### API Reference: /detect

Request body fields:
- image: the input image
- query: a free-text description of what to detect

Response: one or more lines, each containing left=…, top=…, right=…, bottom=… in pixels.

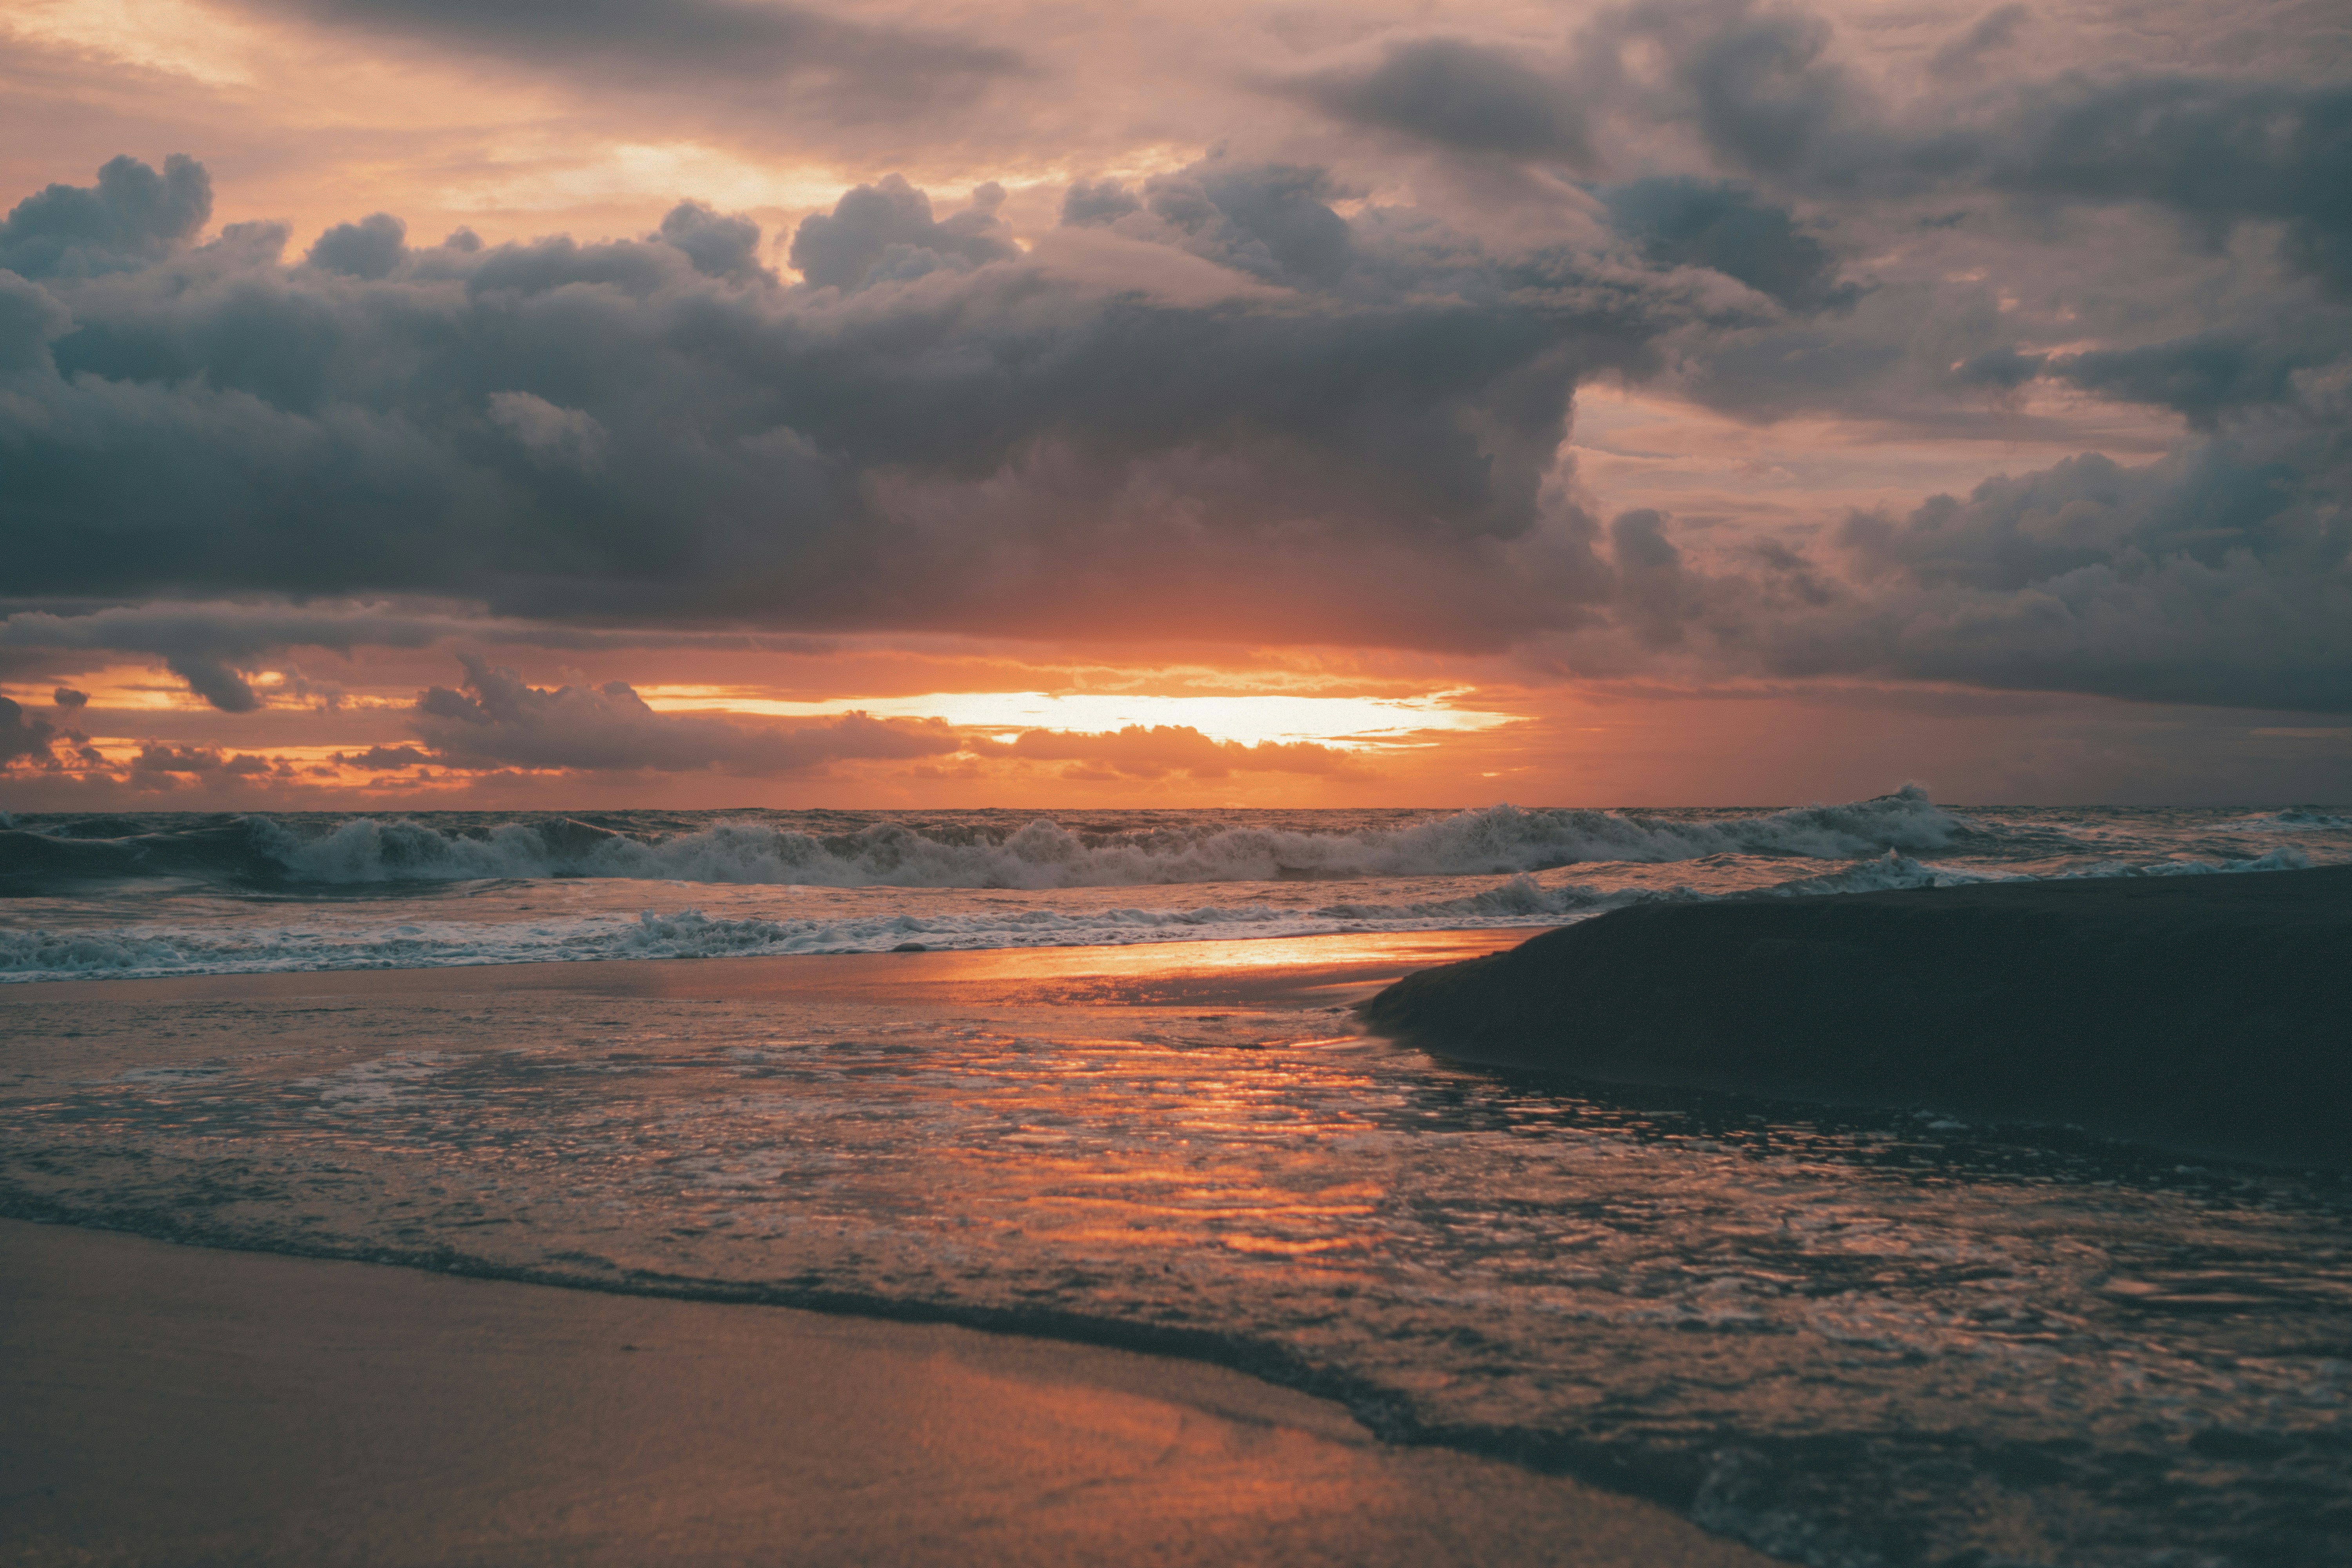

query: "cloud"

left=410, top=653, right=962, bottom=773
left=0, top=154, right=211, bottom=279
left=307, top=213, right=407, bottom=279
left=1601, top=178, right=1858, bottom=315
left=487, top=391, right=607, bottom=466
left=5, top=25, right=2351, bottom=727
left=1601, top=425, right=2352, bottom=712
left=978, top=724, right=1370, bottom=780
left=0, top=697, right=60, bottom=765
left=1067, top=158, right=1361, bottom=289
left=0, top=270, right=73, bottom=373
left=0, top=601, right=832, bottom=710
left=1292, top=38, right=1591, bottom=164
left=240, top=0, right=1024, bottom=121
left=1, top=154, right=1672, bottom=653
left=335, top=744, right=436, bottom=769
left=788, top=177, right=1015, bottom=290
left=165, top=652, right=261, bottom=713
left=1931, top=4, right=2031, bottom=74
left=53, top=688, right=89, bottom=708
left=658, top=201, right=771, bottom=285
left=129, top=743, right=230, bottom=781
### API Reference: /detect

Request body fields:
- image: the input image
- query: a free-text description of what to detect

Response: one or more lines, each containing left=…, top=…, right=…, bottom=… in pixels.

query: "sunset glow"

left=630, top=688, right=1523, bottom=747
left=1, top=0, right=2345, bottom=809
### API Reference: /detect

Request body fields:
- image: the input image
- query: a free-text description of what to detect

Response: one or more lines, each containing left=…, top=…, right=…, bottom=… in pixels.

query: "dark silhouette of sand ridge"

left=1361, top=866, right=2352, bottom=1169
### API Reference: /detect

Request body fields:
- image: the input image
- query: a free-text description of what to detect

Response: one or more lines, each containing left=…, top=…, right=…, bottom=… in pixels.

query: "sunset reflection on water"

left=5, top=932, right=2350, bottom=1566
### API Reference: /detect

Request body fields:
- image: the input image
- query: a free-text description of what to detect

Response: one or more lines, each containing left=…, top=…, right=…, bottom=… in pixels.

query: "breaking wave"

left=4, top=787, right=1969, bottom=893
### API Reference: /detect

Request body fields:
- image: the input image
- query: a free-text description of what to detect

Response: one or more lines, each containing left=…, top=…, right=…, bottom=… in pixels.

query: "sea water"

left=0, top=788, right=2336, bottom=981
left=3, top=791, right=2348, bottom=1566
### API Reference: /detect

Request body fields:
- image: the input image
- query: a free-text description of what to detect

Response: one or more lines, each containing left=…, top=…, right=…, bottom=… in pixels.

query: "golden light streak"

left=630, top=688, right=1523, bottom=745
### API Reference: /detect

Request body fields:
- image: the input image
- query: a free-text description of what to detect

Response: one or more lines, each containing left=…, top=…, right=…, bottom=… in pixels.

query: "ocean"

left=4, top=789, right=2349, bottom=1565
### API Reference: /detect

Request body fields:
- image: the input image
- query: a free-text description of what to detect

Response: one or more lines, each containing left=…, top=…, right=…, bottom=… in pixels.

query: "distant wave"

left=3, top=787, right=1970, bottom=894
left=2230, top=807, right=2352, bottom=831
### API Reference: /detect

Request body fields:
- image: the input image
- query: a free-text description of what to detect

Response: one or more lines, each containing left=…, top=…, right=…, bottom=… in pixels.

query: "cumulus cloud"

left=1591, top=426, right=2352, bottom=712
left=788, top=176, right=1014, bottom=290
left=410, top=653, right=962, bottom=774
left=0, top=697, right=60, bottom=765
left=7, top=0, right=2352, bottom=731
left=0, top=154, right=1666, bottom=652
left=0, top=154, right=211, bottom=279
left=307, top=212, right=407, bottom=279
left=658, top=201, right=771, bottom=285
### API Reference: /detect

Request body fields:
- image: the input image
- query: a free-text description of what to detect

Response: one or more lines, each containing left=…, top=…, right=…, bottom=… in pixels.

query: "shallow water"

left=2, top=793, right=2343, bottom=980
left=5, top=936, right=2346, bottom=1568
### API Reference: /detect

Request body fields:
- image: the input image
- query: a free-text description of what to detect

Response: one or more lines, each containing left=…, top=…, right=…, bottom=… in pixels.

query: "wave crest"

left=234, top=786, right=1969, bottom=890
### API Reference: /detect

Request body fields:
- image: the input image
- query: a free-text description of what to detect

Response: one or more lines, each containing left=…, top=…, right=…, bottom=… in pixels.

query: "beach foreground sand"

left=2, top=1218, right=1774, bottom=1568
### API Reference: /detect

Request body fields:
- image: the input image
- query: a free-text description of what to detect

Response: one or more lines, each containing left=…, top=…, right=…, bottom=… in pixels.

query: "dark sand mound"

left=1361, top=866, right=2352, bottom=1169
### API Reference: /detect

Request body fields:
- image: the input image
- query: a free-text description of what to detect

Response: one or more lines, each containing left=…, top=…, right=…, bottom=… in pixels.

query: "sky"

left=1, top=0, right=2348, bottom=810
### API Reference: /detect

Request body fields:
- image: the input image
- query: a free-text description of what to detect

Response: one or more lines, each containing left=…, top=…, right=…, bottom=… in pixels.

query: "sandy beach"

left=2, top=1217, right=1771, bottom=1567
left=9, top=917, right=2348, bottom=1564
left=4, top=933, right=1770, bottom=1566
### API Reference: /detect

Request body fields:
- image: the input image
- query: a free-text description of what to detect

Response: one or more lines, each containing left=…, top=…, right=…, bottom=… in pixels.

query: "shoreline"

left=0, top=924, right=1529, bottom=1006
left=2, top=1218, right=1771, bottom=1567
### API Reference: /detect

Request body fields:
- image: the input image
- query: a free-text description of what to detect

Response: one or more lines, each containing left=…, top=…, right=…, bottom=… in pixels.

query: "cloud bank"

left=411, top=654, right=962, bottom=774
left=3, top=0, right=2350, bottom=749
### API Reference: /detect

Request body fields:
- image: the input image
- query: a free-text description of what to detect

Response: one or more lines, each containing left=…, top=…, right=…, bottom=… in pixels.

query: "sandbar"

left=1363, top=866, right=2352, bottom=1169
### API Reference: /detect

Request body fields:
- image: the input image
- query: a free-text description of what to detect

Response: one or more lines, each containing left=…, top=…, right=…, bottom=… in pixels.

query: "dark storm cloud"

left=788, top=176, right=1015, bottom=290
left=307, top=213, right=407, bottom=280
left=7, top=125, right=2352, bottom=719
left=0, top=270, right=71, bottom=373
left=977, top=725, right=1368, bottom=780
left=0, top=154, right=211, bottom=279
left=0, top=697, right=60, bottom=765
left=411, top=654, right=962, bottom=774
left=1061, top=161, right=1366, bottom=289
left=1981, top=76, right=2352, bottom=296
left=1292, top=2, right=2349, bottom=297
left=1606, top=425, right=2352, bottom=711
left=1601, top=178, right=1858, bottom=314
left=1930, top=4, right=2031, bottom=75
left=0, top=154, right=1667, bottom=655
left=242, top=0, right=1023, bottom=123
left=1292, top=38, right=1592, bottom=163
left=52, top=688, right=89, bottom=709
left=660, top=202, right=773, bottom=285
left=2047, top=332, right=2336, bottom=431
left=1279, top=0, right=2352, bottom=493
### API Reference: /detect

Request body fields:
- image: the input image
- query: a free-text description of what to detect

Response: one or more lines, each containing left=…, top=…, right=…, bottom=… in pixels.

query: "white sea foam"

left=245, top=786, right=1969, bottom=889
left=0, top=840, right=2318, bottom=983
left=2229, top=808, right=2352, bottom=832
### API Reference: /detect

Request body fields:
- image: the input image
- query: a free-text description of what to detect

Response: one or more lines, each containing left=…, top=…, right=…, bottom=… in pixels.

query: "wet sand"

left=6, top=932, right=1767, bottom=1566
left=2, top=1218, right=1771, bottom=1567
left=0, top=925, right=1521, bottom=1015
